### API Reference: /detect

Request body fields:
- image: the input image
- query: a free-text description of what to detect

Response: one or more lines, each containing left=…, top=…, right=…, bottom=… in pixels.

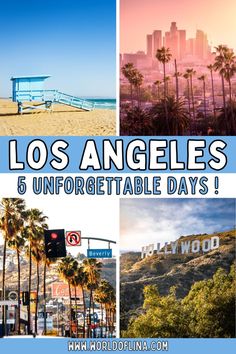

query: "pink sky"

left=120, top=0, right=236, bottom=53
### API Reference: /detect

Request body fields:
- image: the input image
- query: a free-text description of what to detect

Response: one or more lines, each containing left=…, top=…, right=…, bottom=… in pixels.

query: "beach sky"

left=0, top=0, right=116, bottom=98
left=121, top=0, right=236, bottom=53
left=120, top=199, right=235, bottom=252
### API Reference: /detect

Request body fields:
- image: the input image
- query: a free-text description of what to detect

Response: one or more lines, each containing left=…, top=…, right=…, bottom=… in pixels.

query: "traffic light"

left=44, top=229, right=67, bottom=259
left=22, top=291, right=30, bottom=306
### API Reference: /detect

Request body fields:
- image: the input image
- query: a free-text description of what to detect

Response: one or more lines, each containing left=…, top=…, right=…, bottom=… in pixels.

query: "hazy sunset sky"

left=120, top=0, right=236, bottom=53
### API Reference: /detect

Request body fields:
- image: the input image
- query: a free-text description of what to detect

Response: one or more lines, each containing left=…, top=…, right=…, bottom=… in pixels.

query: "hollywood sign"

left=141, top=236, right=220, bottom=259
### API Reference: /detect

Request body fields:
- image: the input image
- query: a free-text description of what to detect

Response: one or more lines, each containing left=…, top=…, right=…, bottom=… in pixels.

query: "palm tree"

left=214, top=45, right=228, bottom=124
left=83, top=258, right=102, bottom=337
left=150, top=96, right=190, bottom=135
left=42, top=255, right=54, bottom=335
left=198, top=75, right=207, bottom=120
left=24, top=208, right=48, bottom=334
left=224, top=49, right=236, bottom=102
left=215, top=101, right=236, bottom=135
left=0, top=198, right=26, bottom=336
left=164, top=76, right=171, bottom=96
left=76, top=265, right=88, bottom=337
left=8, top=231, right=26, bottom=334
left=154, top=80, right=162, bottom=100
left=70, top=265, right=88, bottom=338
left=121, top=63, right=136, bottom=108
left=31, top=233, right=44, bottom=335
left=131, top=69, right=144, bottom=108
left=207, top=64, right=216, bottom=119
left=173, top=59, right=181, bottom=100
left=186, top=68, right=196, bottom=132
left=221, top=49, right=236, bottom=132
left=94, top=279, right=116, bottom=335
left=58, top=256, right=78, bottom=337
left=121, top=106, right=152, bottom=135
left=156, top=47, right=172, bottom=134
left=183, top=72, right=191, bottom=117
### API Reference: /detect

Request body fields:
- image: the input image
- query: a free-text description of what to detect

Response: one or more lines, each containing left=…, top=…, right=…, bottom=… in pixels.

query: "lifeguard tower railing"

left=14, top=89, right=94, bottom=111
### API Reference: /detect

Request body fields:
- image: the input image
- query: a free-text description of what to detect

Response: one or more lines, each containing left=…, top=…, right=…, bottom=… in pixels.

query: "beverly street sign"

left=87, top=249, right=112, bottom=258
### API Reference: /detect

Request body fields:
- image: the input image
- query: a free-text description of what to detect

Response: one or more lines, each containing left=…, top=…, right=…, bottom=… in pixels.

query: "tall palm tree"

left=94, top=279, right=116, bottom=335
left=224, top=49, right=236, bottom=102
left=8, top=231, right=26, bottom=334
left=154, top=80, right=162, bottom=100
left=76, top=265, right=88, bottom=337
left=221, top=49, right=236, bottom=132
left=183, top=72, right=191, bottom=117
left=83, top=258, right=102, bottom=337
left=24, top=208, right=48, bottom=334
left=198, top=75, right=207, bottom=120
left=156, top=47, right=172, bottom=134
left=207, top=64, right=216, bottom=119
left=131, top=70, right=144, bottom=108
left=70, top=265, right=88, bottom=338
left=164, top=76, right=171, bottom=96
left=31, top=234, right=44, bottom=335
left=121, top=63, right=136, bottom=108
left=174, top=59, right=181, bottom=100
left=42, top=254, right=54, bottom=335
left=214, top=45, right=228, bottom=124
left=0, top=198, right=26, bottom=336
left=58, top=256, right=78, bottom=337
left=186, top=68, right=196, bottom=132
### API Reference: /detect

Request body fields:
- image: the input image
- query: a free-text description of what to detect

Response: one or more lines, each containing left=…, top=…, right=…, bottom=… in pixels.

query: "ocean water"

left=86, top=98, right=116, bottom=110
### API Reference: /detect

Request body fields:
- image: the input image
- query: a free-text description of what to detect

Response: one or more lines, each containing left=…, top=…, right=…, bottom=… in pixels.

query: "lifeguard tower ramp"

left=11, top=75, right=94, bottom=113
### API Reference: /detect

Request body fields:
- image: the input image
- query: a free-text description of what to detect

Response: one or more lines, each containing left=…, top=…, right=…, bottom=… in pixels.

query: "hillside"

left=120, top=229, right=235, bottom=330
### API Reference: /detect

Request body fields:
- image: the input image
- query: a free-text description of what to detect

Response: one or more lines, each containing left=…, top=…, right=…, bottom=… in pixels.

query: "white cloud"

left=120, top=199, right=234, bottom=251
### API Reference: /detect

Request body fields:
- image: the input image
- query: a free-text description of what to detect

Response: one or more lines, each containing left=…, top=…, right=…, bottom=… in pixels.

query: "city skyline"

left=121, top=0, right=236, bottom=54
left=146, top=22, right=210, bottom=60
left=122, top=22, right=210, bottom=58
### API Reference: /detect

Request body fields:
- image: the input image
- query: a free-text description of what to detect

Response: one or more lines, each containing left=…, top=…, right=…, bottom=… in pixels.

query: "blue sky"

left=120, top=199, right=235, bottom=251
left=0, top=0, right=116, bottom=98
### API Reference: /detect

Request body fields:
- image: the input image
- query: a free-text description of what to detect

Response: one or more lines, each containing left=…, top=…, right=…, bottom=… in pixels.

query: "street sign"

left=65, top=231, right=81, bottom=247
left=87, top=249, right=112, bottom=258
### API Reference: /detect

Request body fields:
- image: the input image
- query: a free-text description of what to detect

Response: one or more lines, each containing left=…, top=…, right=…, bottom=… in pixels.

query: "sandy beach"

left=0, top=99, right=116, bottom=136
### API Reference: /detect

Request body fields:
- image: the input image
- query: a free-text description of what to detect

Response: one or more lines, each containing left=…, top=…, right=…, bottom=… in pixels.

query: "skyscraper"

left=153, top=30, right=162, bottom=58
left=146, top=34, right=153, bottom=57
left=164, top=31, right=171, bottom=48
left=170, top=22, right=179, bottom=58
left=179, top=30, right=186, bottom=60
left=195, top=30, right=209, bottom=60
left=186, top=38, right=195, bottom=56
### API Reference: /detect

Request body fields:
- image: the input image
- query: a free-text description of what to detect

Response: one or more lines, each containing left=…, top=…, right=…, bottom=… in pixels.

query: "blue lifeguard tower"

left=11, top=75, right=94, bottom=113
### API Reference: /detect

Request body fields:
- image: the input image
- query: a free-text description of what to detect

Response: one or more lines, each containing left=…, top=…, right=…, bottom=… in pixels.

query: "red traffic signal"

left=44, top=229, right=66, bottom=259
left=51, top=232, right=58, bottom=240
